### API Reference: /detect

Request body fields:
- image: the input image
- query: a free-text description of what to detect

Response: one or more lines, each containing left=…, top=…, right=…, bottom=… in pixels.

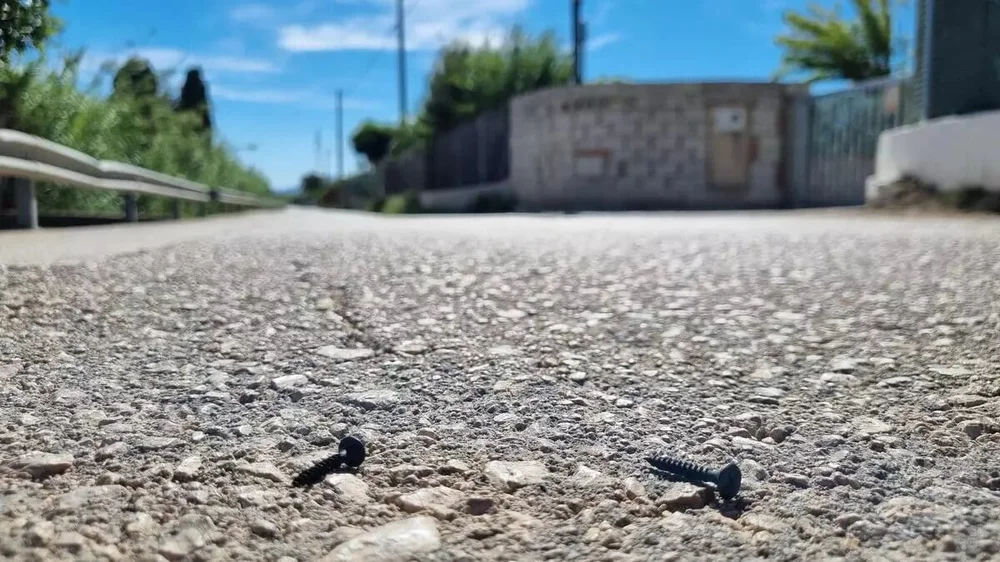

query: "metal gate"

left=796, top=76, right=916, bottom=207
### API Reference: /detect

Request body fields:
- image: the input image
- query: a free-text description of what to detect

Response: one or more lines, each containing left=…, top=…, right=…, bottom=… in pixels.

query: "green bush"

left=380, top=192, right=422, bottom=214
left=467, top=191, right=518, bottom=213
left=1, top=57, right=270, bottom=217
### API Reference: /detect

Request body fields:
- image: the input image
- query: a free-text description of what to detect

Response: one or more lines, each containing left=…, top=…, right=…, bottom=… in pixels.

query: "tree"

left=177, top=67, right=213, bottom=135
left=774, top=0, right=899, bottom=83
left=110, top=57, right=162, bottom=151
left=346, top=27, right=574, bottom=165
left=351, top=121, right=395, bottom=165
left=388, top=119, right=431, bottom=156
left=420, top=26, right=573, bottom=132
left=112, top=57, right=159, bottom=99
left=300, top=173, right=326, bottom=194
left=0, top=0, right=60, bottom=64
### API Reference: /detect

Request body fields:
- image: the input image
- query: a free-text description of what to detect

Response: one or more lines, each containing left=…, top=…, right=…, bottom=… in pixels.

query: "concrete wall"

left=509, top=82, right=808, bottom=211
left=867, top=109, right=1000, bottom=199
left=418, top=182, right=512, bottom=212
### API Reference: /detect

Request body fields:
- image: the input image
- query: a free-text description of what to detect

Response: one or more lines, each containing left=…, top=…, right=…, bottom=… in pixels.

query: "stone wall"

left=509, top=82, right=808, bottom=211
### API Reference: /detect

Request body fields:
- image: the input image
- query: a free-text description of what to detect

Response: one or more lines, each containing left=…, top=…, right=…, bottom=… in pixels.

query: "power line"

left=341, top=47, right=389, bottom=100
left=341, top=0, right=421, bottom=99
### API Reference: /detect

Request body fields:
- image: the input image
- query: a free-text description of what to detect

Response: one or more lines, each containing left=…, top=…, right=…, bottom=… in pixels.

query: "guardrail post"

left=123, top=193, right=139, bottom=222
left=13, top=178, right=38, bottom=229
left=171, top=199, right=182, bottom=220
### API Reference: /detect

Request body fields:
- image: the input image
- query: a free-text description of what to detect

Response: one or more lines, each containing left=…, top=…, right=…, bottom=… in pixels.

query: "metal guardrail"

left=0, top=129, right=282, bottom=228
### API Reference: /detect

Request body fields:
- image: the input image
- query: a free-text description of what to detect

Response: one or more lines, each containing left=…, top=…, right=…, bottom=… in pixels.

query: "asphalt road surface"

left=1, top=208, right=999, bottom=561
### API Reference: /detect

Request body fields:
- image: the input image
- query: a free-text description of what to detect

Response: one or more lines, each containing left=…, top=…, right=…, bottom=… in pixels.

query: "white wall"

left=869, top=110, right=1000, bottom=198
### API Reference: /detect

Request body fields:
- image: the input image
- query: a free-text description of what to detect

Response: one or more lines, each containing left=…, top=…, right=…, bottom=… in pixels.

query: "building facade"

left=508, top=82, right=809, bottom=211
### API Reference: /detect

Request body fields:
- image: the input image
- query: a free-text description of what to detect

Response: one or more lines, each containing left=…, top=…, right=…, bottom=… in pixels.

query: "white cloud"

left=277, top=0, right=531, bottom=52
left=587, top=32, right=621, bottom=51
left=280, top=20, right=397, bottom=51
left=561, top=31, right=621, bottom=54
left=81, top=47, right=280, bottom=75
left=211, top=85, right=378, bottom=109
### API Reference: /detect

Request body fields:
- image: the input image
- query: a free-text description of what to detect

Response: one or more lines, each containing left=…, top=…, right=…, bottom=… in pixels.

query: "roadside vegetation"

left=0, top=0, right=271, bottom=219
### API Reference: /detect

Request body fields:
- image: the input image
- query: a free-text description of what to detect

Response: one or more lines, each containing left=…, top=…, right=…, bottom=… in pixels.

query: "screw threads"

left=291, top=435, right=367, bottom=489
left=291, top=453, right=343, bottom=488
left=647, top=454, right=714, bottom=481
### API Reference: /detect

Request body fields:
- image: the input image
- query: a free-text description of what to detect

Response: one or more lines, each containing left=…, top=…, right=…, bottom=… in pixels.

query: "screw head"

left=338, top=435, right=366, bottom=467
left=715, top=462, right=742, bottom=500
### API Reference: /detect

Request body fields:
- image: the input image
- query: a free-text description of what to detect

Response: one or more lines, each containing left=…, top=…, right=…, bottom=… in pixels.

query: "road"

left=2, top=208, right=999, bottom=561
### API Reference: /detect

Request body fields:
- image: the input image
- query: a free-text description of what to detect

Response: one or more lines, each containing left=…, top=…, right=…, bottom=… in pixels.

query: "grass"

left=0, top=56, right=271, bottom=218
left=380, top=192, right=423, bottom=214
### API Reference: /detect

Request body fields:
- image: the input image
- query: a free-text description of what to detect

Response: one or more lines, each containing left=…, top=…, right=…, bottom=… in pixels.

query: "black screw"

left=291, top=435, right=366, bottom=488
left=647, top=453, right=742, bottom=500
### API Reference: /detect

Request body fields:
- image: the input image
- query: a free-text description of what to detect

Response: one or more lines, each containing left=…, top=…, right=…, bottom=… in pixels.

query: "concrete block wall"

left=509, top=82, right=807, bottom=211
left=868, top=109, right=1000, bottom=198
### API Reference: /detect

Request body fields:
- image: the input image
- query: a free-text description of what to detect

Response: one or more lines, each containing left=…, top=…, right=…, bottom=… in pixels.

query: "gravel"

left=2, top=208, right=1000, bottom=560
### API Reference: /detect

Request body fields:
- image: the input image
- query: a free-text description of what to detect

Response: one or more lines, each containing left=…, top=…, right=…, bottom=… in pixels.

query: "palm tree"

left=774, top=0, right=896, bottom=83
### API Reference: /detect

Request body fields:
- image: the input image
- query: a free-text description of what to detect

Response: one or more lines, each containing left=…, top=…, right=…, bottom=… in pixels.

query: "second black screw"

left=647, top=453, right=742, bottom=500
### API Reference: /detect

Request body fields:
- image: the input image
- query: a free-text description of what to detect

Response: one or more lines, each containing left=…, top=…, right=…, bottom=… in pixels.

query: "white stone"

left=929, top=366, right=973, bottom=377
left=11, top=452, right=73, bottom=478
left=393, top=486, right=465, bottom=516
left=854, top=418, right=893, bottom=436
left=320, top=517, right=441, bottom=562
left=159, top=528, right=208, bottom=561
left=315, top=346, right=375, bottom=361
left=656, top=482, right=707, bottom=511
left=571, top=465, right=610, bottom=487
left=173, top=456, right=202, bottom=482
left=347, top=390, right=400, bottom=410
left=484, top=460, right=549, bottom=492
left=239, top=462, right=286, bottom=483
left=271, top=374, right=309, bottom=390
left=58, top=485, right=128, bottom=510
left=325, top=473, right=370, bottom=503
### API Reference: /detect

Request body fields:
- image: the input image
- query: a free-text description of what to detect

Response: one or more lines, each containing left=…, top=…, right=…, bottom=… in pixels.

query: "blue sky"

left=48, top=0, right=915, bottom=192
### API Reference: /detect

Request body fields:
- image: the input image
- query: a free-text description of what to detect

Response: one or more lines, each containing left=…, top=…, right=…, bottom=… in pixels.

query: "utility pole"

left=396, top=0, right=408, bottom=124
left=314, top=129, right=322, bottom=173
left=336, top=89, right=344, bottom=178
left=571, top=0, right=585, bottom=85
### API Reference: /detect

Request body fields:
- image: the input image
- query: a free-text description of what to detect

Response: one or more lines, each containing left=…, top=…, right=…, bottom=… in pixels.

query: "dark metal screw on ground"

left=647, top=453, right=742, bottom=500
left=291, top=435, right=367, bottom=488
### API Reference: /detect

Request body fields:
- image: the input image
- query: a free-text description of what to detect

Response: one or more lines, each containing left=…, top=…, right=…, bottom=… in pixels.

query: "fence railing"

left=791, top=75, right=916, bottom=207
left=0, top=128, right=283, bottom=229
